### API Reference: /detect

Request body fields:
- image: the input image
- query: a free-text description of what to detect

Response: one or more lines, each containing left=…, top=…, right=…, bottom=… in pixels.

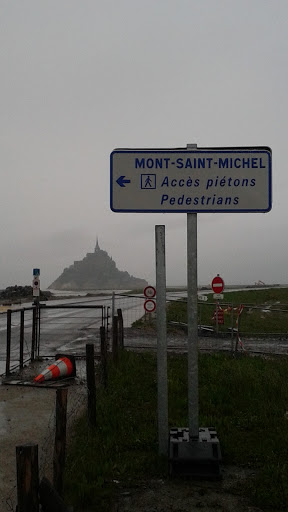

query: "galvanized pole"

left=231, top=303, right=234, bottom=353
left=155, top=225, right=168, bottom=455
left=6, top=309, right=12, bottom=377
left=187, top=212, right=199, bottom=439
left=186, top=143, right=199, bottom=440
left=20, top=309, right=24, bottom=369
left=111, top=292, right=115, bottom=346
left=37, top=305, right=41, bottom=357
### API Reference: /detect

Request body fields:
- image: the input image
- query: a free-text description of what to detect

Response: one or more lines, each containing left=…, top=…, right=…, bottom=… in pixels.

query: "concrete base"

left=169, top=427, right=222, bottom=478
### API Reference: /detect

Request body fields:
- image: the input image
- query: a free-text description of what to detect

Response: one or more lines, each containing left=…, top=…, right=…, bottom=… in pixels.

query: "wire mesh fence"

left=0, top=304, right=110, bottom=383
left=166, top=299, right=288, bottom=355
left=37, top=304, right=107, bottom=358
left=113, top=294, right=147, bottom=327
left=2, top=294, right=288, bottom=379
left=113, top=295, right=288, bottom=355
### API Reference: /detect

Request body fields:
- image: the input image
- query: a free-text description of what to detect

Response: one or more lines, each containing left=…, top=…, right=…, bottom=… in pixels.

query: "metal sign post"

left=155, top=225, right=168, bottom=455
left=110, top=143, right=272, bottom=476
left=32, top=269, right=40, bottom=302
left=32, top=268, right=41, bottom=357
left=186, top=140, right=199, bottom=440
left=187, top=212, right=199, bottom=439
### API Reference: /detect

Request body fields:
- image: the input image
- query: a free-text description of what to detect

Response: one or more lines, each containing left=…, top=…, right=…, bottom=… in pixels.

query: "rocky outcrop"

left=0, top=285, right=52, bottom=304
left=48, top=240, right=148, bottom=291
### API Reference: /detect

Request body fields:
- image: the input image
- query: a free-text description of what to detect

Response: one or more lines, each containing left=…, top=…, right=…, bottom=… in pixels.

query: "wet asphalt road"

left=1, top=290, right=288, bottom=377
left=0, top=294, right=146, bottom=375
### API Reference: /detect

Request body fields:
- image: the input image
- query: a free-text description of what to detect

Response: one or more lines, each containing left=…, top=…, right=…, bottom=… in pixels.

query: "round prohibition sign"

left=144, top=299, right=156, bottom=313
left=211, top=275, right=224, bottom=294
left=144, top=285, right=156, bottom=298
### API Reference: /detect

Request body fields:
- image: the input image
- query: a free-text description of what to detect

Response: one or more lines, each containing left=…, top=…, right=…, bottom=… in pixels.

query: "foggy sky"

left=1, top=1, right=287, bottom=289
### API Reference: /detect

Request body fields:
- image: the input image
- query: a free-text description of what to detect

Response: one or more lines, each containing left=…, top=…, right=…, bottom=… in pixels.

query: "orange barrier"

left=34, top=355, right=76, bottom=383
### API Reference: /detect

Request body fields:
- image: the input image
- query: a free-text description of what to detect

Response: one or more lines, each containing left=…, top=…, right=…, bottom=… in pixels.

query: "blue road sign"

left=110, top=147, right=272, bottom=213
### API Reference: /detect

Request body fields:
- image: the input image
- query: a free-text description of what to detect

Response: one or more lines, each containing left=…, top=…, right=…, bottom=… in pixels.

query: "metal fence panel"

left=2, top=294, right=288, bottom=376
left=0, top=308, right=33, bottom=376
left=37, top=304, right=107, bottom=358
left=113, top=294, right=148, bottom=327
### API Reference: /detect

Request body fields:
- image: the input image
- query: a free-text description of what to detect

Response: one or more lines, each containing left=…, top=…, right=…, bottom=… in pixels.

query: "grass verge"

left=167, top=287, right=288, bottom=336
left=64, top=351, right=288, bottom=511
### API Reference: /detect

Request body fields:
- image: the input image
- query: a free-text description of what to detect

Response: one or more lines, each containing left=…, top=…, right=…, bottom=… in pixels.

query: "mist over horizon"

left=0, top=230, right=285, bottom=293
left=1, top=2, right=287, bottom=291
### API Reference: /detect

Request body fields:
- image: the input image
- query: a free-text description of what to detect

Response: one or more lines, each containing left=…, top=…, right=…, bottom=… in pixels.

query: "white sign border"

left=110, top=147, right=272, bottom=214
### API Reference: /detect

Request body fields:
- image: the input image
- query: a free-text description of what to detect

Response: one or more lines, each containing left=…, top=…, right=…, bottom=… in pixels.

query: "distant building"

left=48, top=239, right=148, bottom=291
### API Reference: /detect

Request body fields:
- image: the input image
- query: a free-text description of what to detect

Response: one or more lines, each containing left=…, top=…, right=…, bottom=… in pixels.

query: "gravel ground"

left=124, top=327, right=288, bottom=356
left=0, top=359, right=86, bottom=512
left=114, top=470, right=263, bottom=512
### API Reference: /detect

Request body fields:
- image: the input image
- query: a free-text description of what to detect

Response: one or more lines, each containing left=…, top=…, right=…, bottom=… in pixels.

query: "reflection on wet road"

left=0, top=295, right=147, bottom=374
left=1, top=290, right=287, bottom=376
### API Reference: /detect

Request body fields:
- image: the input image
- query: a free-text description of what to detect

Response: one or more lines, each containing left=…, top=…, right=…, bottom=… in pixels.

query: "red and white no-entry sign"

left=211, top=275, right=224, bottom=294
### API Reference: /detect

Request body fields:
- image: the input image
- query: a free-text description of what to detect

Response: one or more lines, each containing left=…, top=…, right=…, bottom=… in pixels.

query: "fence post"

left=111, top=292, right=115, bottom=320
left=86, top=344, right=96, bottom=427
left=117, top=308, right=124, bottom=349
left=215, top=300, right=219, bottom=335
left=100, top=326, right=107, bottom=387
left=6, top=309, right=12, bottom=377
left=231, top=303, right=234, bottom=353
left=16, top=443, right=39, bottom=512
left=20, top=309, right=24, bottom=369
left=31, top=307, right=37, bottom=361
left=53, top=388, right=68, bottom=496
left=37, top=305, right=41, bottom=358
left=33, top=303, right=40, bottom=358
left=112, top=316, right=118, bottom=363
left=106, top=306, right=110, bottom=342
left=234, top=305, right=241, bottom=355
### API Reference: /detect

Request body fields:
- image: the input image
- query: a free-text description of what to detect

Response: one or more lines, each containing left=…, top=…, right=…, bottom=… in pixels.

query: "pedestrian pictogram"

left=141, top=174, right=156, bottom=189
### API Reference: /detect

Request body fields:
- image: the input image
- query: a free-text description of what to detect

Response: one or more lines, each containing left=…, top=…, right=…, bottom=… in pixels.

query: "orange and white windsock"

left=34, top=356, right=74, bottom=383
